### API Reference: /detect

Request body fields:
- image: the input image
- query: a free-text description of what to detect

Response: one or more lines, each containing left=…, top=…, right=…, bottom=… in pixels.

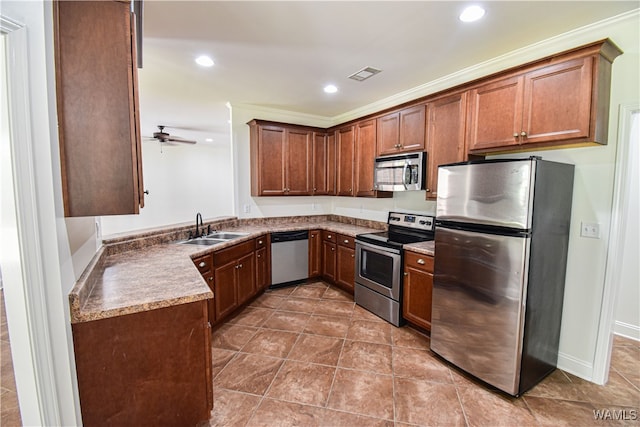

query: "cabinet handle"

left=513, top=133, right=519, bottom=138
left=327, top=235, right=332, bottom=239
left=404, top=272, right=408, bottom=276
left=311, top=235, right=315, bottom=238
left=208, top=277, right=213, bottom=281
left=143, top=190, right=149, bottom=195
left=331, top=247, right=335, bottom=251
left=344, top=239, right=349, bottom=244
left=426, top=189, right=431, bottom=193
left=351, top=254, right=355, bottom=258
left=257, top=254, right=261, bottom=258
left=239, top=263, right=243, bottom=268
left=199, top=262, right=206, bottom=268
left=258, top=240, right=263, bottom=244
left=520, top=131, right=527, bottom=137
left=417, top=259, right=426, bottom=265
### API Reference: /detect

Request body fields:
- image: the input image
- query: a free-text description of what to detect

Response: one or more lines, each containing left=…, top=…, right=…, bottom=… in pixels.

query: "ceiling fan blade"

left=166, top=136, right=197, bottom=144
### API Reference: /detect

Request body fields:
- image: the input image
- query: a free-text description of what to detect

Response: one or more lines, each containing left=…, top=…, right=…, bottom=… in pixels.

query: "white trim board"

left=614, top=322, right=640, bottom=342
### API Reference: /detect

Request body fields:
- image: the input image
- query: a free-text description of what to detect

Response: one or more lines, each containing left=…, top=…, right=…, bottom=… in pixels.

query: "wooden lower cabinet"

left=321, top=233, right=337, bottom=282
left=193, top=254, right=216, bottom=324
left=335, top=234, right=356, bottom=293
left=309, top=230, right=322, bottom=278
left=256, top=247, right=268, bottom=290
left=402, top=251, right=434, bottom=331
left=212, top=239, right=258, bottom=323
left=72, top=300, right=213, bottom=426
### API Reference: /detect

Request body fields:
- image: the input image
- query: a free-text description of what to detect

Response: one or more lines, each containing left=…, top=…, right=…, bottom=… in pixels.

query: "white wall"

left=232, top=11, right=640, bottom=381
left=614, top=110, right=640, bottom=340
left=100, top=141, right=234, bottom=236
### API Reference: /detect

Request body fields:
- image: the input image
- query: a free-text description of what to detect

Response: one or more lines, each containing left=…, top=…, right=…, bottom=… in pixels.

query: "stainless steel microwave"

left=373, top=152, right=426, bottom=191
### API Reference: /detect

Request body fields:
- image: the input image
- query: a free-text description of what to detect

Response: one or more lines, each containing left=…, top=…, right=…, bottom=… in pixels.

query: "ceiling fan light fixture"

left=348, top=66, right=382, bottom=82
left=459, top=5, right=486, bottom=22
left=195, top=55, right=214, bottom=67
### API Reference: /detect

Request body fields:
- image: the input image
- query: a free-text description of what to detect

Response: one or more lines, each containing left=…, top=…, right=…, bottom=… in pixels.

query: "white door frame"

left=593, top=102, right=640, bottom=384
left=1, top=15, right=63, bottom=426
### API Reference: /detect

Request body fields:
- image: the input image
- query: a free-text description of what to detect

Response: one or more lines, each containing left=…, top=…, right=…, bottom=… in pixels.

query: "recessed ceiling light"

left=205, top=138, right=213, bottom=142
left=348, top=66, right=382, bottom=82
left=324, top=84, right=338, bottom=94
left=195, top=55, right=214, bottom=67
left=459, top=5, right=485, bottom=22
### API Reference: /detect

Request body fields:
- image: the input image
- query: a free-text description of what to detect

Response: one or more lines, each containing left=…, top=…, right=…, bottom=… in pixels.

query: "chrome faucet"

left=195, top=212, right=204, bottom=238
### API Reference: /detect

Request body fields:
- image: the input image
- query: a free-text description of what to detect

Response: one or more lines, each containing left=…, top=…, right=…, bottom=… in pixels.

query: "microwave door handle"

left=402, top=161, right=409, bottom=189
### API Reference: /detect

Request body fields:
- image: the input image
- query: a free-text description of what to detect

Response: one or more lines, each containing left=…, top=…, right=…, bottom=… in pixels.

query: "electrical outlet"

left=311, top=203, right=317, bottom=211
left=581, top=222, right=600, bottom=239
left=243, top=204, right=251, bottom=214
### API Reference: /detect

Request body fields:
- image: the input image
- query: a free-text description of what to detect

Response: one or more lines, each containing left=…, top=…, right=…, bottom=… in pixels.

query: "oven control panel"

left=388, top=212, right=434, bottom=231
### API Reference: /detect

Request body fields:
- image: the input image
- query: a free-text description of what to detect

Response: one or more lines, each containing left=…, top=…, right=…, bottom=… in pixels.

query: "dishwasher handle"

left=270, top=230, right=309, bottom=243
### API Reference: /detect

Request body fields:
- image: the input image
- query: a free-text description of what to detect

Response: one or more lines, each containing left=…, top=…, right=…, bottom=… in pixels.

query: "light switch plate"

left=581, top=222, right=600, bottom=238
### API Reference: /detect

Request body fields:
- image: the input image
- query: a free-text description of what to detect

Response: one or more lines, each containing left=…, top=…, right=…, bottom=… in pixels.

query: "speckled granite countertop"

left=69, top=215, right=384, bottom=323
left=404, top=240, right=435, bottom=256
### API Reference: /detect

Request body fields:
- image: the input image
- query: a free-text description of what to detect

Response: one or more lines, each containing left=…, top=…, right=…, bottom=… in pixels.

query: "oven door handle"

left=355, top=240, right=402, bottom=256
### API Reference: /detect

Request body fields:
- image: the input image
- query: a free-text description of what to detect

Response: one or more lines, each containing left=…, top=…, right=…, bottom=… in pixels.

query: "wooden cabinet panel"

left=467, top=75, right=524, bottom=151
left=425, top=92, right=468, bottom=199
left=286, top=129, right=312, bottom=195
left=309, top=230, right=322, bottom=278
left=252, top=125, right=286, bottom=196
left=214, top=260, right=238, bottom=321
left=327, top=132, right=337, bottom=195
left=322, top=240, right=337, bottom=282
left=72, top=301, right=212, bottom=425
left=336, top=125, right=355, bottom=196
left=193, top=254, right=216, bottom=324
left=256, top=247, right=268, bottom=290
left=376, top=105, right=426, bottom=156
left=522, top=56, right=593, bottom=144
left=54, top=0, right=144, bottom=216
left=336, top=245, right=355, bottom=293
left=312, top=132, right=329, bottom=195
left=402, top=252, right=434, bottom=331
left=355, top=120, right=377, bottom=197
left=236, top=252, right=257, bottom=303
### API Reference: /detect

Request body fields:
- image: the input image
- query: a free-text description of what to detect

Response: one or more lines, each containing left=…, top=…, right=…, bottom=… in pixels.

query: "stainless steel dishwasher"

left=270, top=230, right=309, bottom=288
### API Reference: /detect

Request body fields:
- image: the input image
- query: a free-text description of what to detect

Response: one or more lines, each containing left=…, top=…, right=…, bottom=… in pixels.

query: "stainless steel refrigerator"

left=430, top=157, right=574, bottom=396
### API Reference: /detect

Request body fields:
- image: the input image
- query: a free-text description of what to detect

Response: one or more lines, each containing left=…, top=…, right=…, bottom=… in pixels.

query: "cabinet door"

left=214, top=260, right=238, bottom=322
left=256, top=247, right=268, bottom=291
left=355, top=120, right=377, bottom=197
left=286, top=129, right=312, bottom=195
left=54, top=0, right=143, bottom=216
left=336, top=126, right=355, bottom=196
left=236, top=252, right=256, bottom=304
left=376, top=112, right=400, bottom=156
left=312, top=132, right=329, bottom=195
left=399, top=104, right=426, bottom=152
left=425, top=92, right=468, bottom=199
left=336, top=245, right=355, bottom=293
left=522, top=56, right=593, bottom=145
left=402, top=253, right=434, bottom=331
left=256, top=125, right=286, bottom=195
left=308, top=230, right=322, bottom=278
left=327, top=132, right=337, bottom=195
left=467, top=75, right=524, bottom=151
left=322, top=241, right=337, bottom=282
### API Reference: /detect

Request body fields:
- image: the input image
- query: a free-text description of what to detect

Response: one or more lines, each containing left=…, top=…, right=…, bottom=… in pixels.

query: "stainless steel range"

left=355, top=212, right=435, bottom=326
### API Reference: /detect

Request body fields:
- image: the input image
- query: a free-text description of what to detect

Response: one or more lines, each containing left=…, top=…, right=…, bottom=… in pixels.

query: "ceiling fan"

left=150, top=125, right=197, bottom=145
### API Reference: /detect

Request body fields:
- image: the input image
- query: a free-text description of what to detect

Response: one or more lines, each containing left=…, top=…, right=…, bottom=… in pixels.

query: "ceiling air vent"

left=348, top=66, right=382, bottom=82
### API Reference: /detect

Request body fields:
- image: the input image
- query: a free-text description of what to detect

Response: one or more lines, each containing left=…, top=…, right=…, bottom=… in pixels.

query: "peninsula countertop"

left=69, top=216, right=384, bottom=323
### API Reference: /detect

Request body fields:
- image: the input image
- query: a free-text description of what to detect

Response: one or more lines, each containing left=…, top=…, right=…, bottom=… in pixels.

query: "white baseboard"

left=614, top=321, right=640, bottom=341
left=557, top=351, right=594, bottom=382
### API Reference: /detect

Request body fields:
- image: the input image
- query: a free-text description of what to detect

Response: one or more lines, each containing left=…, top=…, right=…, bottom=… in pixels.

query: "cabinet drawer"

left=322, top=231, right=336, bottom=242
left=214, top=240, right=255, bottom=267
left=404, top=251, right=434, bottom=272
left=193, top=254, right=213, bottom=274
left=255, top=234, right=268, bottom=249
left=337, top=234, right=355, bottom=249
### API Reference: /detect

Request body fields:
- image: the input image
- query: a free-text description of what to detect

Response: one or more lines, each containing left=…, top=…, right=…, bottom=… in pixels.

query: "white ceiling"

left=138, top=1, right=638, bottom=145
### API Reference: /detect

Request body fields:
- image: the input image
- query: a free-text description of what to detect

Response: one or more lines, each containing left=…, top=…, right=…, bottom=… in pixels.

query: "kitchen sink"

left=206, top=231, right=248, bottom=240
left=177, top=238, right=226, bottom=246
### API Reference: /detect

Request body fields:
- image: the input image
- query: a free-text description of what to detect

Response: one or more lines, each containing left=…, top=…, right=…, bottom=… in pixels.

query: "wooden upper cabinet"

left=312, top=132, right=330, bottom=195
left=54, top=0, right=144, bottom=217
left=286, top=129, right=312, bottom=195
left=326, top=132, right=337, bottom=195
left=249, top=120, right=311, bottom=196
left=376, top=105, right=426, bottom=156
left=336, top=125, right=355, bottom=196
left=468, top=39, right=622, bottom=154
left=425, top=92, right=468, bottom=199
left=355, top=120, right=377, bottom=197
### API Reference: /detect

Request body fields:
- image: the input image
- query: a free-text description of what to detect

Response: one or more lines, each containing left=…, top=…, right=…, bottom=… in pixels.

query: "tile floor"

left=209, top=281, right=640, bottom=426
left=0, top=283, right=638, bottom=426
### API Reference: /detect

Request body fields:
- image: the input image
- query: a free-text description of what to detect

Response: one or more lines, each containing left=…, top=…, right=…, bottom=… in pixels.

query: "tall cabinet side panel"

left=519, top=160, right=575, bottom=394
